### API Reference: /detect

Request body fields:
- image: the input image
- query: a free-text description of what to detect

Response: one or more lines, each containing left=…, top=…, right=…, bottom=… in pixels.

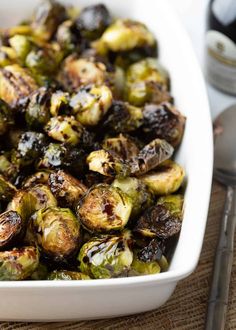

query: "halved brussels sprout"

left=142, top=102, right=186, bottom=147
left=48, top=270, right=90, bottom=280
left=30, top=262, right=48, bottom=280
left=0, top=246, right=39, bottom=280
left=101, top=19, right=155, bottom=52
left=48, top=170, right=87, bottom=208
left=129, top=138, right=174, bottom=175
left=50, top=90, right=70, bottom=117
left=0, top=64, right=38, bottom=107
left=31, top=0, right=67, bottom=41
left=0, top=211, right=23, bottom=249
left=77, top=184, right=133, bottom=233
left=102, top=134, right=139, bottom=160
left=0, top=46, right=17, bottom=67
left=56, top=20, right=81, bottom=55
left=0, top=175, right=17, bottom=202
left=135, top=194, right=184, bottom=239
left=22, top=171, right=51, bottom=188
left=78, top=230, right=133, bottom=279
left=30, top=207, right=80, bottom=262
left=25, top=87, right=51, bottom=129
left=70, top=85, right=113, bottom=126
left=140, top=160, right=185, bottom=195
left=0, top=99, right=14, bottom=136
left=102, top=101, right=143, bottom=133
left=9, top=35, right=32, bottom=62
left=0, top=154, right=18, bottom=180
left=130, top=251, right=160, bottom=276
left=87, top=149, right=130, bottom=177
left=44, top=116, right=84, bottom=146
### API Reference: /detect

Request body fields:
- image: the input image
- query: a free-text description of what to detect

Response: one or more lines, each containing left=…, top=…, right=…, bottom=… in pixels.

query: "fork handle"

left=205, top=185, right=236, bottom=330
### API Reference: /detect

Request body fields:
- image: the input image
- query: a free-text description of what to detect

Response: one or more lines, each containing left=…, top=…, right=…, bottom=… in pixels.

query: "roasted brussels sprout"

left=125, top=58, right=170, bottom=106
left=0, top=155, right=18, bottom=180
left=142, top=102, right=186, bottom=147
left=140, top=160, right=185, bottom=195
left=0, top=246, right=39, bottom=280
left=0, top=64, right=38, bottom=108
left=30, top=262, right=48, bottom=280
left=48, top=270, right=90, bottom=280
left=25, top=87, right=51, bottom=129
left=0, top=99, right=13, bottom=136
left=44, top=116, right=84, bottom=146
left=101, top=19, right=155, bottom=52
left=0, top=46, right=17, bottom=67
left=0, top=211, right=23, bottom=249
left=0, top=175, right=17, bottom=202
left=112, top=177, right=153, bottom=218
left=102, top=101, right=143, bottom=134
left=22, top=171, right=51, bottom=189
left=50, top=90, right=70, bottom=117
left=87, top=149, right=130, bottom=177
left=48, top=170, right=87, bottom=208
left=78, top=230, right=133, bottom=279
left=102, top=134, right=139, bottom=160
left=1, top=25, right=32, bottom=44
left=31, top=0, right=67, bottom=41
left=70, top=85, right=113, bottom=126
left=76, top=4, right=111, bottom=40
left=129, top=138, right=174, bottom=175
left=130, top=251, right=160, bottom=276
left=135, top=194, right=184, bottom=239
left=56, top=20, right=81, bottom=55
left=77, top=184, right=133, bottom=233
left=9, top=35, right=32, bottom=62
left=30, top=207, right=80, bottom=262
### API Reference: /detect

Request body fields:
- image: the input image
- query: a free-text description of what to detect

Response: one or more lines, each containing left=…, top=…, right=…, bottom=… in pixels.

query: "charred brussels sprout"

left=0, top=99, right=13, bottom=136
left=44, top=116, right=84, bottom=146
left=48, top=170, right=87, bottom=208
left=101, top=19, right=155, bottom=52
left=0, top=246, right=39, bottom=280
left=78, top=230, right=133, bottom=279
left=87, top=149, right=130, bottom=177
left=48, top=270, right=90, bottom=280
left=31, top=207, right=80, bottom=262
left=77, top=184, right=133, bottom=233
left=140, top=160, right=185, bottom=195
left=112, top=177, right=153, bottom=218
left=76, top=4, right=111, bottom=40
left=129, top=138, right=174, bottom=176
left=135, top=194, right=184, bottom=239
left=31, top=0, right=67, bottom=41
left=50, top=90, right=70, bottom=117
left=0, top=64, right=38, bottom=108
left=0, top=155, right=18, bottom=180
left=70, top=85, right=113, bottom=126
left=56, top=20, right=81, bottom=55
left=130, top=251, right=161, bottom=276
left=22, top=171, right=51, bottom=188
left=142, top=102, right=186, bottom=147
left=0, top=211, right=23, bottom=249
left=25, top=87, right=51, bottom=129
left=0, top=175, right=17, bottom=202
left=102, top=134, right=139, bottom=160
left=9, top=35, right=32, bottom=62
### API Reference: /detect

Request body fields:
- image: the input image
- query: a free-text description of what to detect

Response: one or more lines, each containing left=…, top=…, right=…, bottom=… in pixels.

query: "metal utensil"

left=206, top=104, right=236, bottom=330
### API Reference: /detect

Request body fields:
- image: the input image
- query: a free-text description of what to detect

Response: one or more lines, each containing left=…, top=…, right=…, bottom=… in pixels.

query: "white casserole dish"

left=0, top=0, right=213, bottom=321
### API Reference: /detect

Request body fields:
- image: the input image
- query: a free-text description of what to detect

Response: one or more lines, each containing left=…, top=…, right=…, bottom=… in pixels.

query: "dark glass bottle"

left=206, top=0, right=236, bottom=95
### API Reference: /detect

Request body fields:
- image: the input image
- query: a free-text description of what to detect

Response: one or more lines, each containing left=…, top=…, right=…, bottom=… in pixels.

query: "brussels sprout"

left=135, top=194, right=184, bottom=239
left=140, top=160, right=185, bottom=195
left=31, top=0, right=67, bottom=41
left=0, top=154, right=18, bottom=180
left=87, top=149, right=130, bottom=178
left=25, top=87, right=51, bottom=129
left=130, top=251, right=161, bottom=276
left=50, top=90, right=70, bottom=117
left=142, top=102, right=186, bottom=147
left=0, top=46, right=17, bottom=67
left=159, top=255, right=169, bottom=272
left=8, top=184, right=57, bottom=222
left=0, top=64, right=38, bottom=108
left=129, top=138, right=174, bottom=175
left=44, top=116, right=84, bottom=146
left=78, top=230, right=133, bottom=279
left=0, top=175, right=17, bottom=202
left=48, top=170, right=87, bottom=208
left=11, top=131, right=47, bottom=167
left=30, top=262, right=48, bottom=280
left=125, top=58, right=170, bottom=106
left=22, top=171, right=51, bottom=188
left=77, top=184, right=132, bottom=233
left=0, top=211, right=23, bottom=249
left=136, top=238, right=163, bottom=263
left=76, top=4, right=111, bottom=40
left=9, top=35, right=32, bottom=61
left=101, top=19, right=155, bottom=52
left=112, top=177, right=153, bottom=218
left=56, top=20, right=81, bottom=55
left=102, top=134, right=139, bottom=160
left=30, top=207, right=80, bottom=262
left=0, top=99, right=14, bottom=136
left=0, top=246, right=39, bottom=280
left=48, top=270, right=90, bottom=280
left=70, top=85, right=113, bottom=126
left=102, top=101, right=143, bottom=134
left=1, top=25, right=32, bottom=42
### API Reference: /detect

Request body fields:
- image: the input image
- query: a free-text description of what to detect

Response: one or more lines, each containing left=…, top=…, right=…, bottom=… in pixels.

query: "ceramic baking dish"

left=0, top=0, right=213, bottom=321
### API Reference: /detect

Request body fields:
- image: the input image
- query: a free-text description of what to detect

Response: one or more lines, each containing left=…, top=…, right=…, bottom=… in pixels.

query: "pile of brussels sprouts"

left=0, top=0, right=186, bottom=280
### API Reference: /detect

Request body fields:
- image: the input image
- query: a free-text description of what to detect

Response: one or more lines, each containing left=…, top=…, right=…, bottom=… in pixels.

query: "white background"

left=169, top=0, right=236, bottom=119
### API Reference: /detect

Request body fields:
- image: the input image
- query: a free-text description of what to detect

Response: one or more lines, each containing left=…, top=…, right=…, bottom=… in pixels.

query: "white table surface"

left=169, top=0, right=236, bottom=119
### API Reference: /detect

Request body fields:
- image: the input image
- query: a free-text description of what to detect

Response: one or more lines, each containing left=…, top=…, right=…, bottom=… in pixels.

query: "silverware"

left=206, top=104, right=236, bottom=330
